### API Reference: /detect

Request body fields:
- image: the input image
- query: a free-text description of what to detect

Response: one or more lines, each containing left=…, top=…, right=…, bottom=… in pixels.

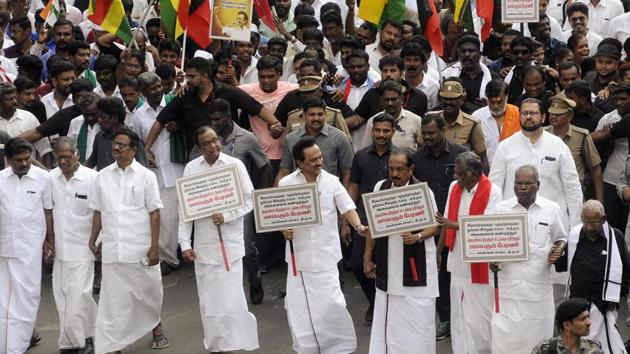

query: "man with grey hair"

left=132, top=71, right=184, bottom=274
left=364, top=148, right=440, bottom=353
left=436, top=151, right=503, bottom=354
left=67, top=93, right=101, bottom=163
left=555, top=200, right=630, bottom=354
left=48, top=136, right=99, bottom=353
left=490, top=165, right=568, bottom=353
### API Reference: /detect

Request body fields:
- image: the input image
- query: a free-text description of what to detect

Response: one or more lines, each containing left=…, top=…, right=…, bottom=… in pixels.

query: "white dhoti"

left=450, top=273, right=493, bottom=354
left=52, top=259, right=97, bottom=349
left=491, top=295, right=554, bottom=354
left=285, top=267, right=357, bottom=354
left=95, top=262, right=163, bottom=354
left=195, top=260, right=259, bottom=351
left=0, top=255, right=42, bottom=354
left=159, top=187, right=179, bottom=266
left=587, top=304, right=627, bottom=354
left=369, top=288, right=436, bottom=354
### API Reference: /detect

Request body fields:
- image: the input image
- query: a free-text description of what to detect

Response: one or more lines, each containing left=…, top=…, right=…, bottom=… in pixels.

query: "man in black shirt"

left=555, top=200, right=630, bottom=354
left=565, top=80, right=604, bottom=132
left=14, top=76, right=46, bottom=123
left=86, top=97, right=148, bottom=170
left=413, top=113, right=468, bottom=340
left=507, top=37, right=535, bottom=105
left=146, top=57, right=282, bottom=158
left=20, top=78, right=93, bottom=142
left=353, top=56, right=428, bottom=123
left=347, top=112, right=396, bottom=324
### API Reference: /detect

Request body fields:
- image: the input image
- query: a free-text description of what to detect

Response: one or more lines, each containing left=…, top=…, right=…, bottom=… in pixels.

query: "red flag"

left=476, top=0, right=493, bottom=41
left=417, top=0, right=443, bottom=56
left=254, top=0, right=276, bottom=33
left=187, top=0, right=211, bottom=49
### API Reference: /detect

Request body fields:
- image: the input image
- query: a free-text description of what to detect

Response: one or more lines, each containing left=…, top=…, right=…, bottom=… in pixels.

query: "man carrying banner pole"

left=490, top=165, right=568, bottom=354
left=363, top=148, right=439, bottom=354
left=178, top=126, right=259, bottom=352
left=436, top=151, right=503, bottom=354
left=279, top=136, right=367, bottom=354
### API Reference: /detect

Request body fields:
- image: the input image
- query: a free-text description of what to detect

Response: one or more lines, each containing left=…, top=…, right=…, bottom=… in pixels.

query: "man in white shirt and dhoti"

left=178, top=126, right=259, bottom=352
left=88, top=127, right=169, bottom=353
left=490, top=165, right=568, bottom=354
left=279, top=137, right=367, bottom=354
left=0, top=138, right=53, bottom=354
left=363, top=149, right=439, bottom=354
left=437, top=151, right=503, bottom=354
left=49, top=137, right=98, bottom=353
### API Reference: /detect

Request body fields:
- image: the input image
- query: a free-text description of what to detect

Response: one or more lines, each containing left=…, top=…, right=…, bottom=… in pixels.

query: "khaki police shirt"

left=545, top=125, right=601, bottom=182
left=286, top=107, right=352, bottom=142
left=442, top=111, right=486, bottom=155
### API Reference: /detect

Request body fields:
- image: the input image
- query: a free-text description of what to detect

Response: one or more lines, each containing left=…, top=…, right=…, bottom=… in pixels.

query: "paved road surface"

left=29, top=262, right=630, bottom=353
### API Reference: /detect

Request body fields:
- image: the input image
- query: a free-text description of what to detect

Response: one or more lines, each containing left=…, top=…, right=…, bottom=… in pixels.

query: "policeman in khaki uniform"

left=544, top=93, right=604, bottom=201
left=531, top=298, right=603, bottom=354
left=436, top=79, right=490, bottom=171
left=286, top=76, right=352, bottom=141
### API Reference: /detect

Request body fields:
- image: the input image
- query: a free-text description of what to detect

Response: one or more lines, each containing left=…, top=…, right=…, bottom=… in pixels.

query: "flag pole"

left=128, top=0, right=157, bottom=49
left=180, top=29, right=188, bottom=70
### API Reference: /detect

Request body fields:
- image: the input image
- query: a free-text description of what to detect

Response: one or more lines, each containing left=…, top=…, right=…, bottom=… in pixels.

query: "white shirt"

left=132, top=99, right=184, bottom=188
left=444, top=180, right=503, bottom=276
left=365, top=43, right=387, bottom=74
left=94, top=84, right=122, bottom=99
left=0, top=108, right=52, bottom=156
left=413, top=74, right=440, bottom=110
left=279, top=169, right=356, bottom=272
left=609, top=13, right=630, bottom=56
left=362, top=109, right=423, bottom=151
left=50, top=165, right=98, bottom=261
left=223, top=26, right=251, bottom=42
left=441, top=62, right=493, bottom=100
left=560, top=30, right=602, bottom=56
left=488, top=131, right=583, bottom=230
left=0, top=166, right=52, bottom=258
left=240, top=57, right=259, bottom=85
left=472, top=106, right=501, bottom=163
left=67, top=116, right=101, bottom=160
left=597, top=110, right=628, bottom=186
left=548, top=0, right=567, bottom=24
left=178, top=153, right=253, bottom=265
left=89, top=159, right=163, bottom=263
left=575, top=0, right=624, bottom=37
left=491, top=196, right=567, bottom=301
left=341, top=76, right=374, bottom=151
left=41, top=91, right=73, bottom=120
left=0, top=55, right=17, bottom=78
left=373, top=180, right=440, bottom=298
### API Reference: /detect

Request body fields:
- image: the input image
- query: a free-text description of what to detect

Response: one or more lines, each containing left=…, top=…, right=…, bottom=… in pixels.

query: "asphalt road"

left=28, top=262, right=630, bottom=354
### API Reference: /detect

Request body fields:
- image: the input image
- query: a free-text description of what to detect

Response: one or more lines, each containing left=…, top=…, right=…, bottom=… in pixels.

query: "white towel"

left=567, top=222, right=623, bottom=302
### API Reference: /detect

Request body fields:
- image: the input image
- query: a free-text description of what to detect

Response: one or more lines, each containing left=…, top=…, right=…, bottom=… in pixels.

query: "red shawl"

left=445, top=174, right=492, bottom=284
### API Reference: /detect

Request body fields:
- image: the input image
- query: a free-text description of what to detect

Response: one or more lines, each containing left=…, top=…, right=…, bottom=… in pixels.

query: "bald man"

left=555, top=200, right=630, bottom=354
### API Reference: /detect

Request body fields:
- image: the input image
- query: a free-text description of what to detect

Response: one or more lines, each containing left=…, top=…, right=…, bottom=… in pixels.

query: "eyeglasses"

left=112, top=141, right=130, bottom=148
left=521, top=111, right=540, bottom=117
left=55, top=154, right=74, bottom=161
